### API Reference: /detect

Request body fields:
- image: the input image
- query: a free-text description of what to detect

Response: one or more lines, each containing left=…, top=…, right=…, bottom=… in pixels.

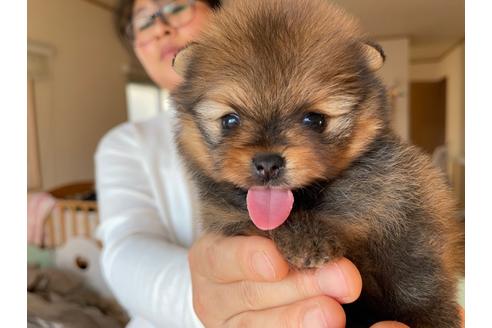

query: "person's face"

left=131, top=0, right=213, bottom=90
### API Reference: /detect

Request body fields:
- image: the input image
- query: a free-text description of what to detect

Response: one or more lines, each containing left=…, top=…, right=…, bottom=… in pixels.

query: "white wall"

left=411, top=42, right=465, bottom=204
left=410, top=43, right=465, bottom=166
left=376, top=38, right=410, bottom=141
left=28, top=0, right=131, bottom=189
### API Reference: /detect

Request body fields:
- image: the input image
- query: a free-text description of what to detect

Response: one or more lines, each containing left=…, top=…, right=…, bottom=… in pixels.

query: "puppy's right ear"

left=172, top=43, right=196, bottom=76
left=361, top=41, right=385, bottom=71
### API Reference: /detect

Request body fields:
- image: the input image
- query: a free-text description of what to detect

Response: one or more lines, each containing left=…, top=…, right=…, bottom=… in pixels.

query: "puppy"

left=172, top=0, right=464, bottom=326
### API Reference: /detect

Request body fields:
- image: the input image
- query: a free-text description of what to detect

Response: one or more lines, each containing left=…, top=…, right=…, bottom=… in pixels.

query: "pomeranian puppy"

left=171, top=0, right=464, bottom=326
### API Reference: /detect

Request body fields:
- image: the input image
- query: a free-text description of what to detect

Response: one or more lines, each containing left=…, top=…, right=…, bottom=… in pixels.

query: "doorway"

left=409, top=79, right=446, bottom=155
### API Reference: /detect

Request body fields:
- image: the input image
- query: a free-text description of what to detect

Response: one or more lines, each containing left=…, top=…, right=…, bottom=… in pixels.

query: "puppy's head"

left=172, top=0, right=389, bottom=230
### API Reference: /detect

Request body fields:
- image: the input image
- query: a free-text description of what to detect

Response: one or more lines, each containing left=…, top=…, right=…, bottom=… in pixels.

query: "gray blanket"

left=28, top=265, right=129, bottom=328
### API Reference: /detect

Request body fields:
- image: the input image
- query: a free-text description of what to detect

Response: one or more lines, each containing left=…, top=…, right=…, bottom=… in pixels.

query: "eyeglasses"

left=127, top=0, right=197, bottom=44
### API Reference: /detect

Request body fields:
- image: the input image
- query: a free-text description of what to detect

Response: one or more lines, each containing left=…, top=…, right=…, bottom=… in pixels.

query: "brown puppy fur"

left=172, top=0, right=464, bottom=326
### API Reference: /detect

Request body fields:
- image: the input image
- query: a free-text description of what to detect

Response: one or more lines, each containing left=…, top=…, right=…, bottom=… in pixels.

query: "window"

left=125, top=83, right=171, bottom=122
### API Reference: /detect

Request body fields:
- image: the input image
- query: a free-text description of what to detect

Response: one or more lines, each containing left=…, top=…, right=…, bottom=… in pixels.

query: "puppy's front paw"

left=271, top=224, right=344, bottom=269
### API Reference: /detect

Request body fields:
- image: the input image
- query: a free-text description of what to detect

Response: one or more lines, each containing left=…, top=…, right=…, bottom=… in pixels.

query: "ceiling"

left=93, top=0, right=464, bottom=62
left=332, top=0, right=464, bottom=62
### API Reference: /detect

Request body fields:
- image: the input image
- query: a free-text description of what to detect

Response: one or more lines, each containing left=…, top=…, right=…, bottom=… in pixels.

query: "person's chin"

left=157, top=69, right=182, bottom=91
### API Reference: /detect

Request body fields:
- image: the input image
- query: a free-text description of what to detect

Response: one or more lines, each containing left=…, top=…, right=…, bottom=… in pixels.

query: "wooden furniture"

left=43, top=181, right=99, bottom=248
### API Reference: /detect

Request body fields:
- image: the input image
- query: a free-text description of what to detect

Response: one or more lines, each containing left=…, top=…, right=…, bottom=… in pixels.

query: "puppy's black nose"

left=252, top=153, right=285, bottom=181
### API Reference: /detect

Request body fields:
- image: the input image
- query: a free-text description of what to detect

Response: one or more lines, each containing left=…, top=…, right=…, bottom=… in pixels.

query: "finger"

left=225, top=295, right=346, bottom=328
left=459, top=306, right=464, bottom=328
left=370, top=322, right=409, bottom=328
left=369, top=305, right=464, bottom=328
left=189, top=233, right=289, bottom=283
left=216, top=258, right=362, bottom=316
left=315, top=257, right=362, bottom=303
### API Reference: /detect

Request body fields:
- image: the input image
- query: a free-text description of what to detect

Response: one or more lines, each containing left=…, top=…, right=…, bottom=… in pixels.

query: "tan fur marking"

left=178, top=116, right=216, bottom=177
left=195, top=100, right=233, bottom=142
left=337, top=113, right=382, bottom=171
left=220, top=147, right=257, bottom=187
left=315, top=96, right=357, bottom=117
left=284, top=146, right=326, bottom=187
left=196, top=100, right=234, bottom=122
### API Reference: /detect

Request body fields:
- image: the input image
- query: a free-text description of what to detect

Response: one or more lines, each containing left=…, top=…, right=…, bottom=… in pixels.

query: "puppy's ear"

left=172, top=43, right=196, bottom=76
left=361, top=41, right=385, bottom=71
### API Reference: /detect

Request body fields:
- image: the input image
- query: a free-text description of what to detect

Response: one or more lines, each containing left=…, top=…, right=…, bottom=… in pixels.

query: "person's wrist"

left=187, top=257, right=206, bottom=328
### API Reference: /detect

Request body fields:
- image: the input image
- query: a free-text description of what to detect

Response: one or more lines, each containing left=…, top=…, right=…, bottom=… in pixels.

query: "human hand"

left=370, top=322, right=409, bottom=328
left=369, top=306, right=464, bottom=328
left=27, top=191, right=57, bottom=246
left=188, top=233, right=362, bottom=327
left=189, top=233, right=463, bottom=327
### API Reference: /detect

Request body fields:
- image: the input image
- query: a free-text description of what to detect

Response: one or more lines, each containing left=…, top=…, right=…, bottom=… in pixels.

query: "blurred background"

left=27, top=0, right=464, bottom=324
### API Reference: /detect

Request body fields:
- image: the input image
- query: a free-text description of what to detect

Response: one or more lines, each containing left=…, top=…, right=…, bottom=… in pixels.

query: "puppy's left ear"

left=361, top=41, right=385, bottom=71
left=172, top=43, right=196, bottom=76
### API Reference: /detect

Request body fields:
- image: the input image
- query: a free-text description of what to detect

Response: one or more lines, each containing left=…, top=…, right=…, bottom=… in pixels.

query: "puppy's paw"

left=272, top=229, right=344, bottom=269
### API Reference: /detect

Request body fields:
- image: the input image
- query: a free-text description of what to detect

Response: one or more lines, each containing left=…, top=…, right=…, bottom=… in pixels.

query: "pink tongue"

left=246, top=187, right=294, bottom=230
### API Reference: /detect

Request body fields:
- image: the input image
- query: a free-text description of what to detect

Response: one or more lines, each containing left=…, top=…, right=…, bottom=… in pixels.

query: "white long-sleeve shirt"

left=95, top=109, right=203, bottom=328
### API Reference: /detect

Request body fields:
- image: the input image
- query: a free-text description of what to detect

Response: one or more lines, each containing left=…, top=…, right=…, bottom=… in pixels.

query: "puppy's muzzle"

left=252, top=153, right=285, bottom=182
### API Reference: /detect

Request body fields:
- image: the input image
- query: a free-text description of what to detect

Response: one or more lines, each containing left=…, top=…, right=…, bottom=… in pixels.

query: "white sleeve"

left=95, top=124, right=203, bottom=328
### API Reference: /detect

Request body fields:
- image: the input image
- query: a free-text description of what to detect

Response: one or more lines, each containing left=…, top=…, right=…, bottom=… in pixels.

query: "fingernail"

left=303, top=305, right=328, bottom=328
left=251, top=251, right=276, bottom=280
left=316, top=261, right=350, bottom=301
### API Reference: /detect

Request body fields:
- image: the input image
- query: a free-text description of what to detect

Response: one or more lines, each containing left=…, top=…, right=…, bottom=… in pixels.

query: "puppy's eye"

left=302, top=112, right=326, bottom=132
left=221, top=113, right=240, bottom=130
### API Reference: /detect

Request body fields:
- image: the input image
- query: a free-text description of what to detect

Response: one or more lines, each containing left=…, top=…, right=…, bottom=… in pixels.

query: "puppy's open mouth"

left=246, top=187, right=294, bottom=230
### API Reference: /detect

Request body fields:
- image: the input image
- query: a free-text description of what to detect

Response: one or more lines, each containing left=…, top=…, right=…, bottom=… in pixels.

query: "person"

left=96, top=1, right=452, bottom=327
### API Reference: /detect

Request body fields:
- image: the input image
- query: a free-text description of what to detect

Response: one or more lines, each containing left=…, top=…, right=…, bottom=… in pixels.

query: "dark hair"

left=115, top=0, right=222, bottom=48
